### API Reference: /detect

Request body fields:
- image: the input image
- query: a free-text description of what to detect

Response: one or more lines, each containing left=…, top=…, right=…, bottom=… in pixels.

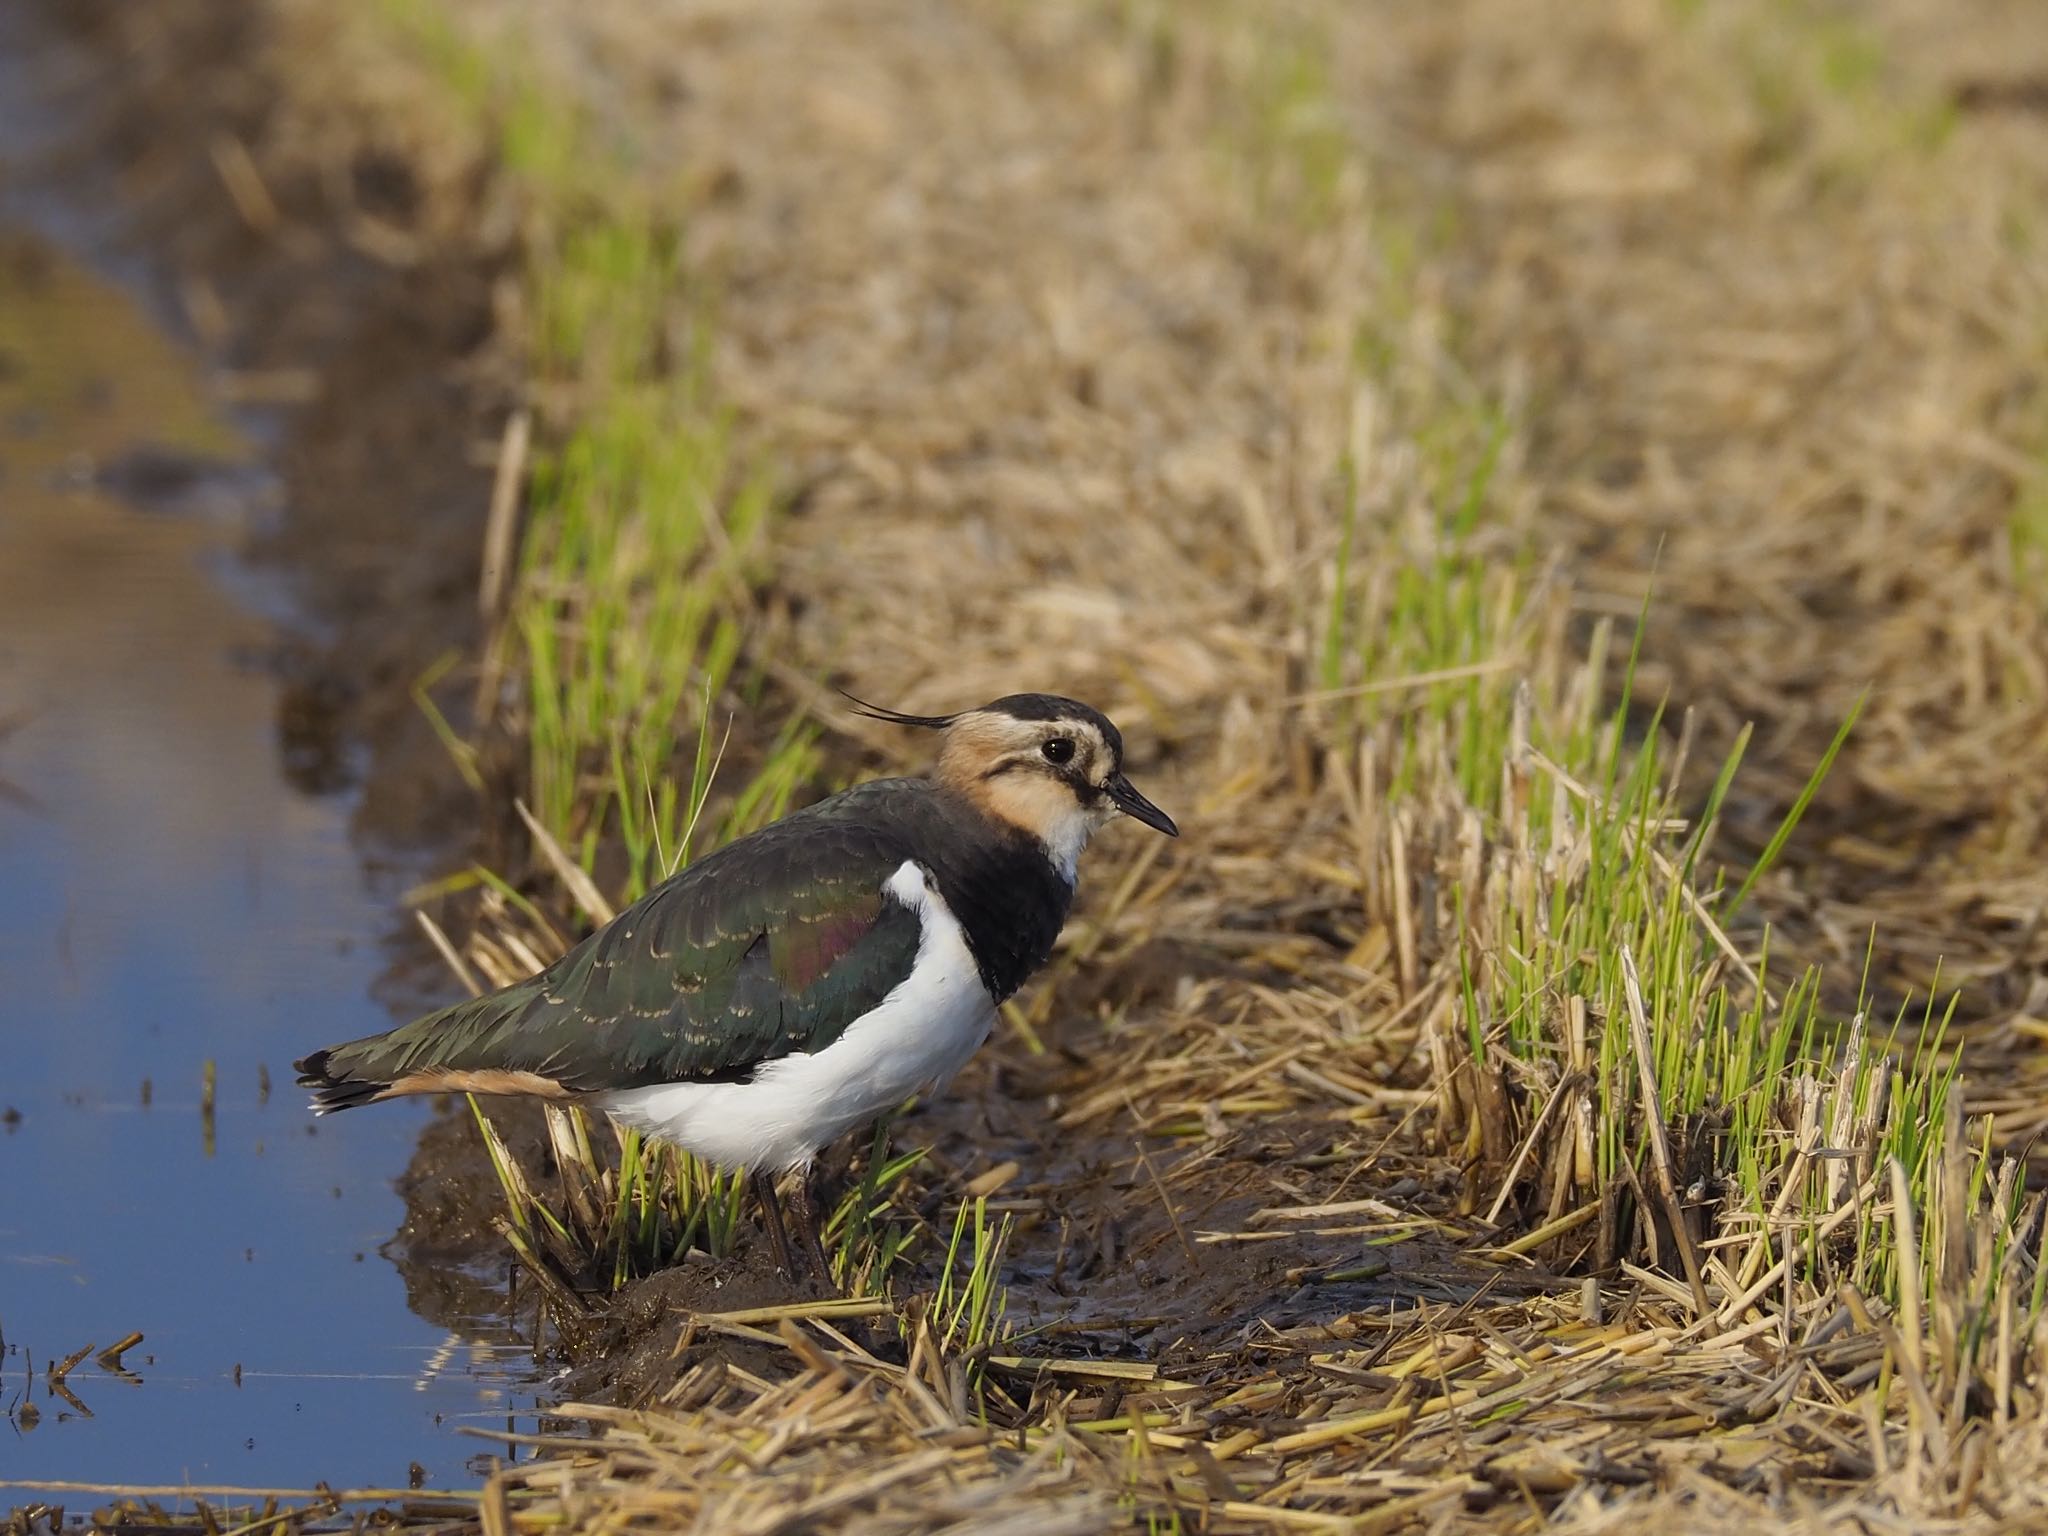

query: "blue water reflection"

left=0, top=172, right=544, bottom=1498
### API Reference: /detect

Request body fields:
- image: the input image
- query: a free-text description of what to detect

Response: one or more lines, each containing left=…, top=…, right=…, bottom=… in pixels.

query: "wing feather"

left=303, top=785, right=932, bottom=1098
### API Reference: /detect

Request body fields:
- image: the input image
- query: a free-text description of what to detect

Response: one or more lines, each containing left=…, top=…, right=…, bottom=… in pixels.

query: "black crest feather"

left=836, top=688, right=957, bottom=730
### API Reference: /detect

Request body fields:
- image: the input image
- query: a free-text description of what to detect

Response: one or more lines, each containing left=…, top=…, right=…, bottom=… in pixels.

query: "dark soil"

left=516, top=1046, right=1544, bottom=1412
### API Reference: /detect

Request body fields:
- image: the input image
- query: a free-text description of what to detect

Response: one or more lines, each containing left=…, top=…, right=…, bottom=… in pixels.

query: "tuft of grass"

left=471, top=1096, right=746, bottom=1303
left=1309, top=412, right=2028, bottom=1322
left=930, top=1197, right=1013, bottom=1358
left=915, top=1196, right=1014, bottom=1415
left=825, top=1121, right=928, bottom=1296
left=1229, top=27, right=1351, bottom=227
left=514, top=227, right=820, bottom=887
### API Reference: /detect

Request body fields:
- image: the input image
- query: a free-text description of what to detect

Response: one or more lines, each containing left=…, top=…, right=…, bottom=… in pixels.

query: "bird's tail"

left=294, top=1042, right=396, bottom=1113
left=294, top=982, right=551, bottom=1114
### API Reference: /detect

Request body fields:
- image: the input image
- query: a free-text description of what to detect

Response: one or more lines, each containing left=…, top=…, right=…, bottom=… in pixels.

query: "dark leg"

left=792, top=1164, right=836, bottom=1290
left=752, top=1168, right=799, bottom=1279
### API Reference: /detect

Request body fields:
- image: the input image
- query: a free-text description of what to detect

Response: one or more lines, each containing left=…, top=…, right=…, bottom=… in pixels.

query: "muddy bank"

left=523, top=1079, right=1514, bottom=1414
left=29, top=0, right=507, bottom=893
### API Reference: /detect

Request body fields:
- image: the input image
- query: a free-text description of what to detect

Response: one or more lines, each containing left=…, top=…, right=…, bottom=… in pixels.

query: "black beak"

left=1105, top=772, right=1178, bottom=837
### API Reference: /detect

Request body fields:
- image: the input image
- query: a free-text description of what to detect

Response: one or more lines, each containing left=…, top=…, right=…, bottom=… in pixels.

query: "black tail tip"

left=294, top=1048, right=386, bottom=1115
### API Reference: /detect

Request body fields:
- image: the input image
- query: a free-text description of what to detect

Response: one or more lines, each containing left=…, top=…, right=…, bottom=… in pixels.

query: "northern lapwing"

left=295, top=693, right=1177, bottom=1277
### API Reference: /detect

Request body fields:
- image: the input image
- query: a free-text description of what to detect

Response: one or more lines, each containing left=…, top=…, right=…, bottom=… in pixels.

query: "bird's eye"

left=1042, top=737, right=1076, bottom=765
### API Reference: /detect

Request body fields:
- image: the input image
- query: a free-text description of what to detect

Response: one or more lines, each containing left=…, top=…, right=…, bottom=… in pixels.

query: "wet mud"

left=434, top=1056, right=1532, bottom=1418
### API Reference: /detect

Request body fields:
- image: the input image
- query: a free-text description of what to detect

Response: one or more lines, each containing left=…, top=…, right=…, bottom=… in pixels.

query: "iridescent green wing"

left=331, top=789, right=927, bottom=1093
left=527, top=815, right=923, bottom=1088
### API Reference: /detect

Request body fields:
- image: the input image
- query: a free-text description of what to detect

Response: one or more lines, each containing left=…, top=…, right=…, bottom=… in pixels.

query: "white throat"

left=1038, top=805, right=1105, bottom=885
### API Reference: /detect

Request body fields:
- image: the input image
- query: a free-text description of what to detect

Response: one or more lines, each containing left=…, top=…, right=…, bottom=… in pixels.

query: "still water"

left=0, top=36, right=544, bottom=1498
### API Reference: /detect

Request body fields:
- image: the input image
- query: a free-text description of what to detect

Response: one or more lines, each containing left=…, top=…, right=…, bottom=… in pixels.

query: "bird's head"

left=844, top=690, right=1178, bottom=877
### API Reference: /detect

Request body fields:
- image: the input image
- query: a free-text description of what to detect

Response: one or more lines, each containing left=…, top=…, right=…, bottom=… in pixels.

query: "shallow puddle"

left=0, top=34, right=546, bottom=1496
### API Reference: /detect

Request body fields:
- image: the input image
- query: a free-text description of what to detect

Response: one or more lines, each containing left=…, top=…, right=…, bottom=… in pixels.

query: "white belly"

left=596, top=861, right=995, bottom=1172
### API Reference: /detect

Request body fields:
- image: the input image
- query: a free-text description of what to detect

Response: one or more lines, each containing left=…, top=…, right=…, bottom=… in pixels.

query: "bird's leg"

left=792, top=1163, right=836, bottom=1291
left=751, top=1168, right=800, bottom=1280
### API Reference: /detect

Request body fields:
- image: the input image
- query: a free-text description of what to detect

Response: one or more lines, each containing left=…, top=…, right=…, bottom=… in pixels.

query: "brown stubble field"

left=67, top=0, right=2048, bottom=1529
